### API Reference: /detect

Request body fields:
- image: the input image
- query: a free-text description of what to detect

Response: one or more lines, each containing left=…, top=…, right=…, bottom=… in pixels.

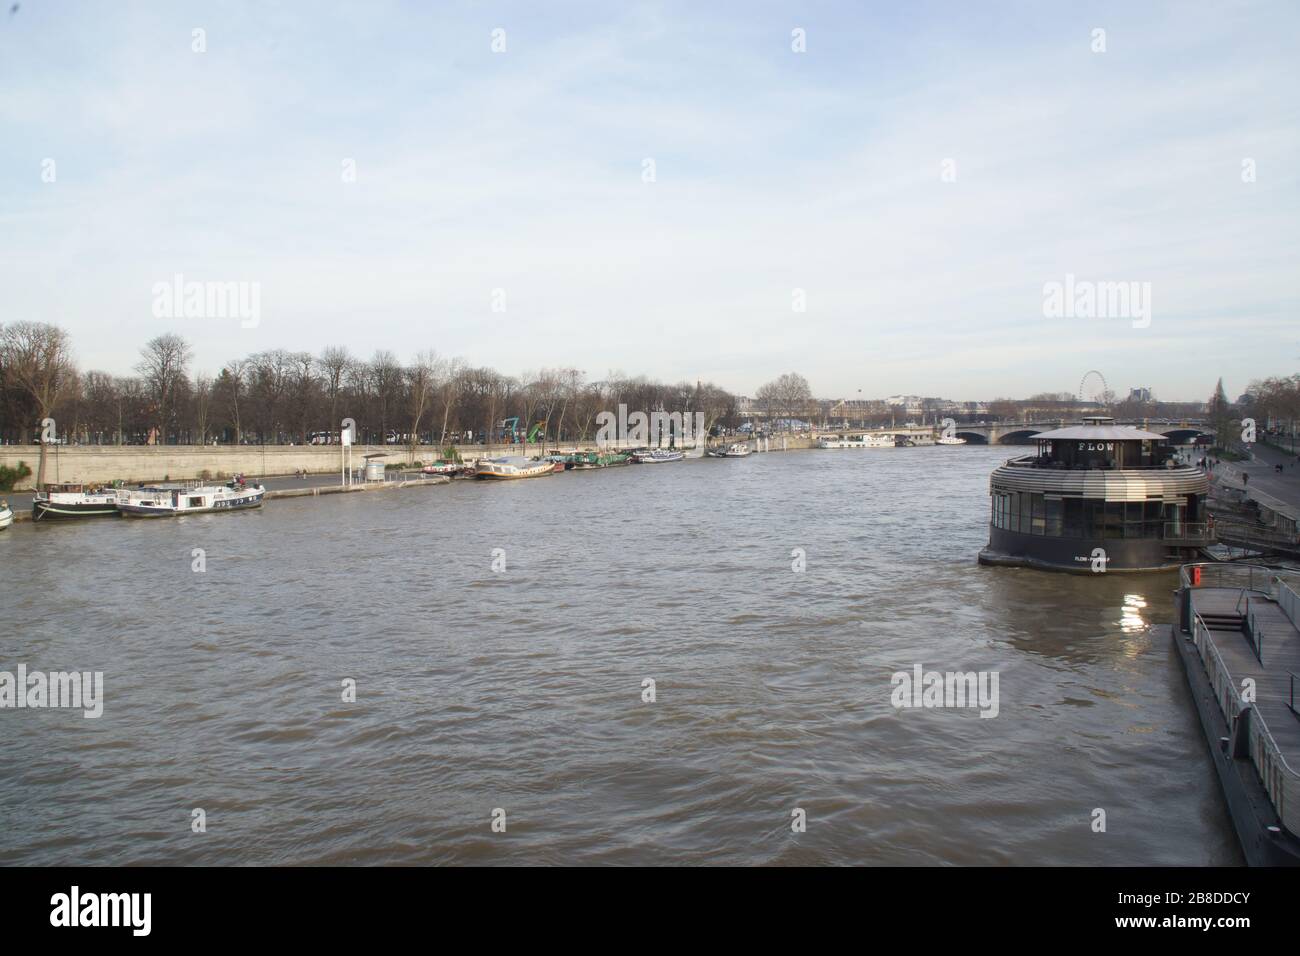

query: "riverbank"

left=2, top=471, right=454, bottom=524
left=0, top=436, right=818, bottom=488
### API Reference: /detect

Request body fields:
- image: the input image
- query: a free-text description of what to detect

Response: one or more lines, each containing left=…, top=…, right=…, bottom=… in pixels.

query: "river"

left=0, top=445, right=1240, bottom=864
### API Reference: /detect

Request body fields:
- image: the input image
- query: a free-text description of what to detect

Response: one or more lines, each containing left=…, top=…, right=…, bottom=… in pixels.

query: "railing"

left=1278, top=579, right=1300, bottom=630
left=1214, top=520, right=1300, bottom=551
left=1179, top=562, right=1300, bottom=595
left=1164, top=522, right=1212, bottom=543
left=1004, top=455, right=1200, bottom=472
left=1189, top=611, right=1300, bottom=837
left=1245, top=600, right=1265, bottom=664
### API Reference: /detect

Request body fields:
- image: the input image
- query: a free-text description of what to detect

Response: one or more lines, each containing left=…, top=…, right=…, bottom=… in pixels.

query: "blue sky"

left=2, top=0, right=1297, bottom=401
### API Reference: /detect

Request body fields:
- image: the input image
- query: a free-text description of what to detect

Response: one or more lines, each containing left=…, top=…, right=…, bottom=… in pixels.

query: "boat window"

left=1043, top=498, right=1062, bottom=537
left=1063, top=499, right=1084, bottom=538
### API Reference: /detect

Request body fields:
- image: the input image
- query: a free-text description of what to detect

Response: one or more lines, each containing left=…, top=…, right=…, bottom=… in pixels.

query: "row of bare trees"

left=1241, top=374, right=1300, bottom=446
left=1, top=323, right=742, bottom=474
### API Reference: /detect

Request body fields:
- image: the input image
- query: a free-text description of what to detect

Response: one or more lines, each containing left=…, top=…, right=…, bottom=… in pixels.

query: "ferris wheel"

left=1078, top=370, right=1109, bottom=405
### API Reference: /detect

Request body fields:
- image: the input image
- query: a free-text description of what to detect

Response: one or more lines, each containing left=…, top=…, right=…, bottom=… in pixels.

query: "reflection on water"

left=0, top=446, right=1240, bottom=865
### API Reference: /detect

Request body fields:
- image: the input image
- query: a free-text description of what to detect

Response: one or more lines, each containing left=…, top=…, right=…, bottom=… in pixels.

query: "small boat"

left=936, top=436, right=967, bottom=445
left=474, top=457, right=557, bottom=480
left=565, top=451, right=633, bottom=469
left=32, top=483, right=121, bottom=520
left=706, top=443, right=752, bottom=458
left=631, top=449, right=685, bottom=464
left=420, top=459, right=467, bottom=476
left=0, top=498, right=12, bottom=530
left=816, top=434, right=894, bottom=449
left=116, top=480, right=265, bottom=517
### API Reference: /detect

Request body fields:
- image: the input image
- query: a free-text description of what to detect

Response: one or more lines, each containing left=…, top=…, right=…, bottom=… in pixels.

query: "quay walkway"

left=1174, top=563, right=1300, bottom=864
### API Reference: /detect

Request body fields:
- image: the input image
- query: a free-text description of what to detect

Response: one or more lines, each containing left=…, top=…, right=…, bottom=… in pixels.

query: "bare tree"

left=370, top=350, right=403, bottom=444
left=193, top=373, right=213, bottom=445
left=319, top=345, right=352, bottom=438
left=0, top=321, right=75, bottom=484
left=405, top=350, right=443, bottom=460
left=219, top=360, right=247, bottom=443
left=136, top=333, right=192, bottom=444
left=435, top=357, right=465, bottom=449
left=756, top=372, right=812, bottom=429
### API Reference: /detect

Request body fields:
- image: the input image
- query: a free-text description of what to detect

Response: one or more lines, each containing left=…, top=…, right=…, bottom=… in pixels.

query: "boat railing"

left=1003, top=455, right=1198, bottom=472
left=1190, top=611, right=1300, bottom=837
left=1163, top=522, right=1212, bottom=544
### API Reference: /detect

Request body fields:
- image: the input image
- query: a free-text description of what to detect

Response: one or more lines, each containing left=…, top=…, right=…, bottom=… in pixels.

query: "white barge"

left=115, top=481, right=265, bottom=517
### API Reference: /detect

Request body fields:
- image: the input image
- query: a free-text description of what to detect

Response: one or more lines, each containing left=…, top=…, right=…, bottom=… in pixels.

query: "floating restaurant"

left=978, top=417, right=1211, bottom=572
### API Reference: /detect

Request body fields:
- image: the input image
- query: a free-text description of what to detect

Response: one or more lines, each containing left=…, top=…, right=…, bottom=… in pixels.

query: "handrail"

left=1189, top=607, right=1300, bottom=836
left=1278, top=579, right=1300, bottom=630
left=1164, top=522, right=1211, bottom=542
left=1179, top=562, right=1281, bottom=593
left=1003, top=456, right=1203, bottom=472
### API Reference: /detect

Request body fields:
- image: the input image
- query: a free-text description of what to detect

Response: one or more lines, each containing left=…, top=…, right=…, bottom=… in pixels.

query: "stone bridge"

left=951, top=420, right=1212, bottom=445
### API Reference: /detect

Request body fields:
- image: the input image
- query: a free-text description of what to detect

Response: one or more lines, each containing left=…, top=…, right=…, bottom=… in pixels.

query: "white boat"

left=0, top=498, right=12, bottom=530
left=816, top=434, right=894, bottom=449
left=31, top=483, right=122, bottom=520
left=936, top=436, right=968, bottom=445
left=706, top=443, right=752, bottom=458
left=632, top=449, right=685, bottom=463
left=116, top=481, right=265, bottom=517
left=474, top=456, right=556, bottom=479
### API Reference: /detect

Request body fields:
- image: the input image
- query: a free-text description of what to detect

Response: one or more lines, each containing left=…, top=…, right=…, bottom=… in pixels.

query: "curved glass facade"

left=979, top=422, right=1212, bottom=571
left=989, top=491, right=1192, bottom=539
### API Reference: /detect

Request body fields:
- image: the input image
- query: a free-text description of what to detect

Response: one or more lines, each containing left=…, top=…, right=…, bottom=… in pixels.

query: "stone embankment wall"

left=1, top=436, right=815, bottom=487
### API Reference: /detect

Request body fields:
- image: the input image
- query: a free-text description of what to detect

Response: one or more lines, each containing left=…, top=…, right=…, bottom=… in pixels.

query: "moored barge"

left=31, top=483, right=121, bottom=520
left=978, top=417, right=1211, bottom=572
left=116, top=481, right=265, bottom=517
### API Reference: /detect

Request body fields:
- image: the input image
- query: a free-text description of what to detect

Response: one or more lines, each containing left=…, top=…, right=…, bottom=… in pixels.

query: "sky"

left=1, top=0, right=1297, bottom=402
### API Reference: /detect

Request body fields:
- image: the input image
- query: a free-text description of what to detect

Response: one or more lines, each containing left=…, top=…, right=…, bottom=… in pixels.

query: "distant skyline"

left=2, top=1, right=1297, bottom=404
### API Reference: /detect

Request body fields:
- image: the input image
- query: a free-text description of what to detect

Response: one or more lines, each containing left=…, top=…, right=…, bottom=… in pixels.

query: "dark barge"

left=1173, top=563, right=1300, bottom=865
left=978, top=417, right=1211, bottom=572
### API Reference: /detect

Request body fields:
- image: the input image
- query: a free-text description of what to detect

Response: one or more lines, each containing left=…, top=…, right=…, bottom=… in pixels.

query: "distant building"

left=1128, top=387, right=1153, bottom=403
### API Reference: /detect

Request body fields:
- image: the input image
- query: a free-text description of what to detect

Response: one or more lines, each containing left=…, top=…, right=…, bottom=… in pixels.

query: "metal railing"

left=1164, top=521, right=1212, bottom=543
left=1190, top=612, right=1298, bottom=836
left=1279, top=579, right=1300, bottom=630
left=1245, top=601, right=1265, bottom=664
left=1004, top=455, right=1200, bottom=472
left=1182, top=565, right=1300, bottom=837
left=1179, top=562, right=1296, bottom=595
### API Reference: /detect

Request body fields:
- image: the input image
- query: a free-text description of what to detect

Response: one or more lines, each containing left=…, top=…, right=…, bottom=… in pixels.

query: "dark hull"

left=119, top=496, right=264, bottom=517
left=32, top=500, right=120, bottom=520
left=979, top=526, right=1198, bottom=573
left=1170, top=621, right=1300, bottom=866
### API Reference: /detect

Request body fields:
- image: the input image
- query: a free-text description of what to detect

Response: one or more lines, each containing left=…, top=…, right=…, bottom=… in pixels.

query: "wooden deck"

left=1192, top=586, right=1300, bottom=764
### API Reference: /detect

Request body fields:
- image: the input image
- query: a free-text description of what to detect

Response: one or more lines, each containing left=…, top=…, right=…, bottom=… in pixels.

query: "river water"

left=0, top=446, right=1239, bottom=865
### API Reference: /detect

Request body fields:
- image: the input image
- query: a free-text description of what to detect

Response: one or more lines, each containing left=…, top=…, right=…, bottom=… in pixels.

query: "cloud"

left=1, top=0, right=1296, bottom=401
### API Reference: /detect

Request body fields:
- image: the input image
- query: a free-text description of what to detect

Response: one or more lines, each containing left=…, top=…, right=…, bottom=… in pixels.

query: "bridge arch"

left=1159, top=427, right=1210, bottom=444
left=998, top=430, right=1041, bottom=445
left=954, top=431, right=988, bottom=445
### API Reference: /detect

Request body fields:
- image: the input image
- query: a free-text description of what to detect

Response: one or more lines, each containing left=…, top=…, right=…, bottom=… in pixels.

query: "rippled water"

left=0, top=446, right=1240, bottom=865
